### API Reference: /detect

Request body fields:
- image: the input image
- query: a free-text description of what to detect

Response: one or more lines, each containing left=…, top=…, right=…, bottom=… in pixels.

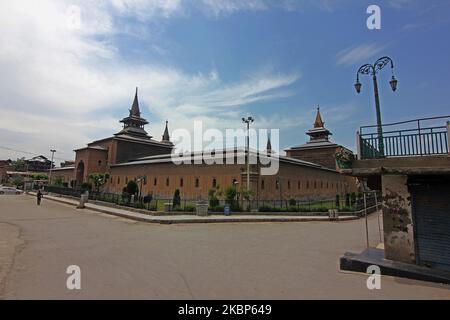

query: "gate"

left=410, top=179, right=450, bottom=272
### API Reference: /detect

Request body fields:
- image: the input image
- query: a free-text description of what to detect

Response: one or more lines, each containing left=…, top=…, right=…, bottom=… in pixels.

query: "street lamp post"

left=242, top=116, right=254, bottom=192
left=48, top=149, right=56, bottom=185
left=354, top=56, right=398, bottom=156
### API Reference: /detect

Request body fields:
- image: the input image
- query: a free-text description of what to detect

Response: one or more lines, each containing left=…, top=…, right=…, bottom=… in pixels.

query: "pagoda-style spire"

left=306, top=105, right=332, bottom=143
left=130, top=87, right=141, bottom=118
left=161, top=120, right=170, bottom=143
left=314, top=105, right=324, bottom=128
left=116, top=88, right=151, bottom=138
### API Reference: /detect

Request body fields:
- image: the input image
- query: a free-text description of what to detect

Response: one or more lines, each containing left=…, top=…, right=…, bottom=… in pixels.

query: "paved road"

left=0, top=194, right=449, bottom=299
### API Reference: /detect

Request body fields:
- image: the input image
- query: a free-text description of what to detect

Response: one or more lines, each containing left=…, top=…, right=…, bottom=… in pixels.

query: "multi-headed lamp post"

left=242, top=116, right=254, bottom=192
left=354, top=56, right=398, bottom=156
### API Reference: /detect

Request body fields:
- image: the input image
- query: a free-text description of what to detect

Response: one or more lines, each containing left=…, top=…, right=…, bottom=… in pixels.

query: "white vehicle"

left=0, top=186, right=24, bottom=195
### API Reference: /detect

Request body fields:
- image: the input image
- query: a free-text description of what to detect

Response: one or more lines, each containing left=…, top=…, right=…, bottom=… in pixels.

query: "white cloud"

left=0, top=0, right=299, bottom=160
left=336, top=43, right=389, bottom=66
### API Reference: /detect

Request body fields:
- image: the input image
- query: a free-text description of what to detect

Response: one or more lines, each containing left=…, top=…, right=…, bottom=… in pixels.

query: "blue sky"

left=1, top=0, right=450, bottom=161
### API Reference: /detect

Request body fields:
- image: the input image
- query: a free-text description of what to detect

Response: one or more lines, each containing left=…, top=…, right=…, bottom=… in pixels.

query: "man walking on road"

left=36, top=189, right=43, bottom=206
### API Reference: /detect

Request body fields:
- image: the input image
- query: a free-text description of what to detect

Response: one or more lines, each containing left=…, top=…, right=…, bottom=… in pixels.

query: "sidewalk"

left=29, top=193, right=359, bottom=224
left=340, top=248, right=450, bottom=285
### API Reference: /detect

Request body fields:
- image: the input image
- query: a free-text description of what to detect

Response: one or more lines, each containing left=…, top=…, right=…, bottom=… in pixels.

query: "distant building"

left=0, top=159, right=13, bottom=183
left=25, top=155, right=53, bottom=172
left=60, top=161, right=75, bottom=168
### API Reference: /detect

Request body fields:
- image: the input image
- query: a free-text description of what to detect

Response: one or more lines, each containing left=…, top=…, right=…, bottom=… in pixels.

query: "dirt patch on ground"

left=0, top=223, right=23, bottom=298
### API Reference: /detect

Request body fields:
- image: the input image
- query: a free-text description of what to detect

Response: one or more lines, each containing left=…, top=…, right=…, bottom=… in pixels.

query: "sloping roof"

left=111, top=148, right=338, bottom=173
left=74, top=145, right=108, bottom=152
left=52, top=166, right=75, bottom=171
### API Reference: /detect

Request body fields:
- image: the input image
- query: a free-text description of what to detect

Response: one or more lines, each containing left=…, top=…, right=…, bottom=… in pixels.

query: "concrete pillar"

left=381, top=175, right=416, bottom=264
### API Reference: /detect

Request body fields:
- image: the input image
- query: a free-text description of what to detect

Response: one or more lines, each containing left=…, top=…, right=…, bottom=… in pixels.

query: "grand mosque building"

left=53, top=89, right=357, bottom=200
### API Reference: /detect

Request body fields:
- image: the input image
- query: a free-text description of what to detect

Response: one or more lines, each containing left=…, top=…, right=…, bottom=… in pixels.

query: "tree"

left=125, top=180, right=139, bottom=195
left=208, top=185, right=221, bottom=208
left=173, top=189, right=181, bottom=208
left=53, top=176, right=64, bottom=187
left=12, top=175, right=24, bottom=188
left=224, top=186, right=236, bottom=203
left=241, top=187, right=255, bottom=212
left=12, top=157, right=26, bottom=171
left=241, top=187, right=254, bottom=201
left=88, top=172, right=110, bottom=192
left=81, top=182, right=92, bottom=191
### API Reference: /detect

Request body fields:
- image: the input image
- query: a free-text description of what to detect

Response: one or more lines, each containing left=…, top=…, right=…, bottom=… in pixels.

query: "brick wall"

left=286, top=147, right=338, bottom=170
left=106, top=160, right=357, bottom=200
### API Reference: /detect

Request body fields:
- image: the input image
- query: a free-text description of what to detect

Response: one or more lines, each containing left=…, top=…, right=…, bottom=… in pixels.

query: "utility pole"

left=48, top=149, right=56, bottom=185
left=242, top=116, right=254, bottom=192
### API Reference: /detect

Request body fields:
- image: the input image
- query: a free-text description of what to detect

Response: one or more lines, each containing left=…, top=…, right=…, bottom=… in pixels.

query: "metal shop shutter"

left=411, top=182, right=450, bottom=272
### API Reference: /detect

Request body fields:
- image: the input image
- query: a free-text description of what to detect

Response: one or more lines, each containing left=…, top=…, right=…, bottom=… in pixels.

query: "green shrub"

left=339, top=206, right=356, bottom=212
left=81, top=182, right=92, bottom=191
left=184, top=204, right=196, bottom=212
left=259, top=205, right=282, bottom=212
left=351, top=192, right=357, bottom=205
left=208, top=187, right=220, bottom=208
left=289, top=198, right=297, bottom=206
left=209, top=205, right=225, bottom=212
left=126, top=180, right=138, bottom=195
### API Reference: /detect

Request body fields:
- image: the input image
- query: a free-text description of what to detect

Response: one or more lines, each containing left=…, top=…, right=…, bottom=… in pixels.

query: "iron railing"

left=43, top=186, right=378, bottom=214
left=359, top=116, right=450, bottom=159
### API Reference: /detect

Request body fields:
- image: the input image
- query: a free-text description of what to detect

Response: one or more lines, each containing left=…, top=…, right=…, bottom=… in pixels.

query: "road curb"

left=28, top=193, right=360, bottom=224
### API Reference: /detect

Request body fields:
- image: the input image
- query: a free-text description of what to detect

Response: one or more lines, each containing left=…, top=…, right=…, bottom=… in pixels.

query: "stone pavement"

left=28, top=192, right=359, bottom=224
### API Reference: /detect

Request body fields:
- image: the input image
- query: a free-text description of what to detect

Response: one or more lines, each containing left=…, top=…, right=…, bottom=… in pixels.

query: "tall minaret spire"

left=314, top=105, right=324, bottom=128
left=117, top=87, right=150, bottom=138
left=266, top=133, right=272, bottom=154
left=130, top=87, right=141, bottom=117
left=162, top=120, right=170, bottom=143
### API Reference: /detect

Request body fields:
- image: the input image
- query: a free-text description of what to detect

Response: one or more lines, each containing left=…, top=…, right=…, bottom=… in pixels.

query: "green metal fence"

left=44, top=186, right=378, bottom=215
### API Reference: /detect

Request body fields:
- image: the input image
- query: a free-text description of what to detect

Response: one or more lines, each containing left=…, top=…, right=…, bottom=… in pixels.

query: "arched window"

left=212, top=178, right=217, bottom=188
left=261, top=179, right=265, bottom=190
left=180, top=178, right=184, bottom=187
left=195, top=178, right=199, bottom=188
left=166, top=177, right=169, bottom=186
